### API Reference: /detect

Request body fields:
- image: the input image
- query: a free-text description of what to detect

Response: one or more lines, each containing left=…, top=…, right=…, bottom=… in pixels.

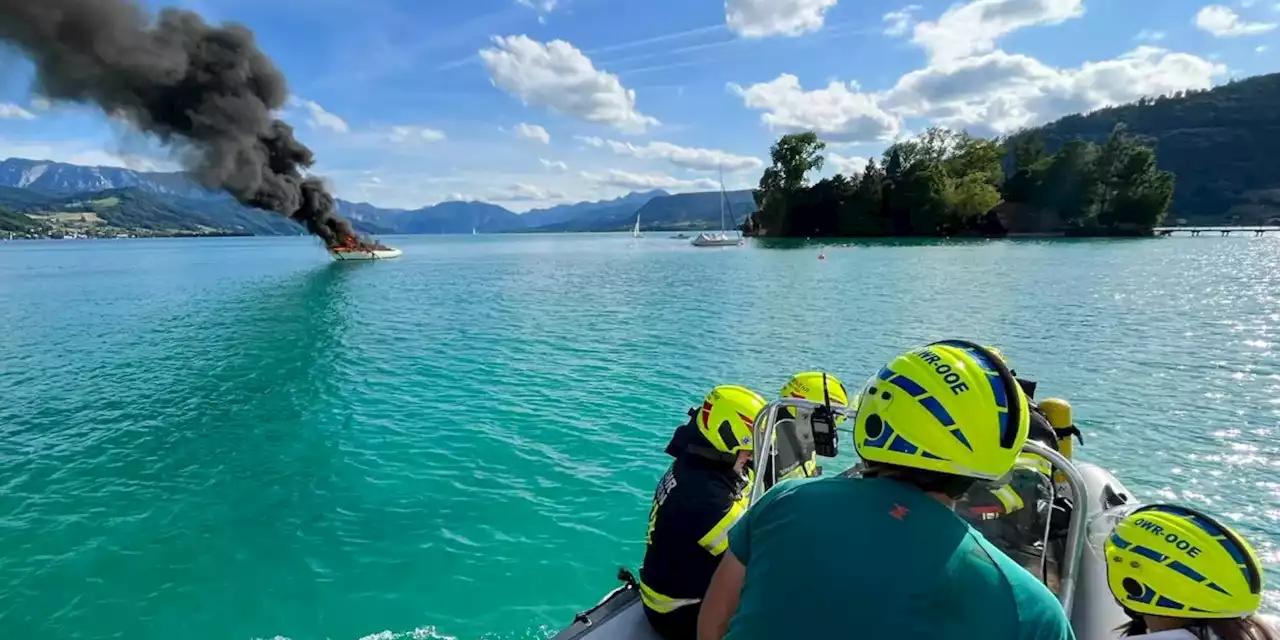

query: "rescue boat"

left=550, top=397, right=1139, bottom=640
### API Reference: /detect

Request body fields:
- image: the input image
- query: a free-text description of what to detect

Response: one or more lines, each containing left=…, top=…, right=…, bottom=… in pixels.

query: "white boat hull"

left=329, top=247, right=403, bottom=261
left=691, top=233, right=743, bottom=247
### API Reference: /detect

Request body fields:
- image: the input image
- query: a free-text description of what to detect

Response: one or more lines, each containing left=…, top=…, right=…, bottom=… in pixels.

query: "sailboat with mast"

left=691, top=166, right=744, bottom=247
left=632, top=211, right=643, bottom=238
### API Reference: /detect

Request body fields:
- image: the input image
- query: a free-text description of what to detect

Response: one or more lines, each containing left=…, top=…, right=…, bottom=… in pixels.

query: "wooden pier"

left=1153, top=226, right=1280, bottom=237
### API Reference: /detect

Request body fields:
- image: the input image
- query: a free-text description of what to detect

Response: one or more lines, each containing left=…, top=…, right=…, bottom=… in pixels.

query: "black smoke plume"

left=0, top=0, right=357, bottom=248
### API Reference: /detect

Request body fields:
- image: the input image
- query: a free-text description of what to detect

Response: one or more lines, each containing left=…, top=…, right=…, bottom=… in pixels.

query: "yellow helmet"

left=1104, top=504, right=1263, bottom=619
left=852, top=340, right=1030, bottom=480
left=697, top=385, right=767, bottom=455
left=780, top=372, right=850, bottom=422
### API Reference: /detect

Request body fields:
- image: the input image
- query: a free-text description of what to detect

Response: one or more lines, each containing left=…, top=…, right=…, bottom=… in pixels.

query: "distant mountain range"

left=0, top=157, right=757, bottom=236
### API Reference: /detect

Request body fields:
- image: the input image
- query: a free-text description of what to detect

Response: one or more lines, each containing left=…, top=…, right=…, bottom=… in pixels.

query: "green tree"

left=1033, top=139, right=1100, bottom=226
left=753, top=132, right=827, bottom=234
left=1002, top=133, right=1047, bottom=203
left=840, top=159, right=888, bottom=236
left=769, top=132, right=826, bottom=192
left=946, top=173, right=1002, bottom=228
left=945, top=133, right=1004, bottom=186
left=898, top=162, right=951, bottom=235
left=1098, top=144, right=1175, bottom=230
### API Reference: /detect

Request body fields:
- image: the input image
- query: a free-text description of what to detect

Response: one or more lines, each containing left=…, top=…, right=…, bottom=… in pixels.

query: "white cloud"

left=389, top=126, right=447, bottom=144
left=599, top=139, right=764, bottom=172
left=883, top=5, right=923, bottom=37
left=539, top=158, right=569, bottom=171
left=581, top=169, right=718, bottom=191
left=726, top=0, right=839, bottom=38
left=912, top=0, right=1085, bottom=62
left=574, top=135, right=606, bottom=147
left=490, top=182, right=567, bottom=201
left=728, top=74, right=902, bottom=143
left=882, top=46, right=1226, bottom=136
left=1258, top=45, right=1270, bottom=52
left=0, top=103, right=35, bottom=120
left=827, top=153, right=869, bottom=176
left=297, top=99, right=349, bottom=133
left=1135, top=29, right=1166, bottom=42
left=517, top=0, right=557, bottom=12
left=514, top=122, right=551, bottom=144
left=1194, top=5, right=1277, bottom=36
left=479, top=35, right=659, bottom=134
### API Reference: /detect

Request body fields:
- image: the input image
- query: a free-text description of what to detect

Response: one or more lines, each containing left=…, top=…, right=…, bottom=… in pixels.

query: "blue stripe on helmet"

left=887, top=435, right=919, bottom=455
left=918, top=396, right=956, bottom=427
left=878, top=367, right=894, bottom=381
left=998, top=411, right=1010, bottom=445
left=962, top=345, right=998, bottom=371
left=1167, top=561, right=1207, bottom=583
left=1109, top=532, right=1132, bottom=550
left=987, top=373, right=1008, bottom=408
left=1133, top=545, right=1169, bottom=563
left=949, top=427, right=973, bottom=451
left=889, top=374, right=928, bottom=397
left=1206, top=581, right=1230, bottom=596
left=1156, top=596, right=1187, bottom=610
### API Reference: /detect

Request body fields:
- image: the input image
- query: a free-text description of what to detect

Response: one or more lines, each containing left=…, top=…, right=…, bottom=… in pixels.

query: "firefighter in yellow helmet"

left=762, top=372, right=849, bottom=487
left=698, top=340, right=1073, bottom=640
left=639, top=385, right=766, bottom=640
left=1098, top=503, right=1276, bottom=638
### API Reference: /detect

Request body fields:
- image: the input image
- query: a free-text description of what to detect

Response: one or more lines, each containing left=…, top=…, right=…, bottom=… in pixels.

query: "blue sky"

left=1, top=0, right=1278, bottom=211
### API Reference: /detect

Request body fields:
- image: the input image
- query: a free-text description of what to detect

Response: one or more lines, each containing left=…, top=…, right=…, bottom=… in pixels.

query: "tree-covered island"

left=745, top=124, right=1175, bottom=238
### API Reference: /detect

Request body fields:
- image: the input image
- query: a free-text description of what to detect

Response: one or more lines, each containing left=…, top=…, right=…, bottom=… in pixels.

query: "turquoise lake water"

left=1, top=233, right=1278, bottom=639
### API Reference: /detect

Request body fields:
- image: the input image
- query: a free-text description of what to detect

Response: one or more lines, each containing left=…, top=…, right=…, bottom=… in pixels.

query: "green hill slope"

left=1020, top=73, right=1280, bottom=223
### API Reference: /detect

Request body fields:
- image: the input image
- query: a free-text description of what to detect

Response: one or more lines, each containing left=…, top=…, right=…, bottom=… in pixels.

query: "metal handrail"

left=1022, top=440, right=1090, bottom=616
left=744, top=399, right=1090, bottom=617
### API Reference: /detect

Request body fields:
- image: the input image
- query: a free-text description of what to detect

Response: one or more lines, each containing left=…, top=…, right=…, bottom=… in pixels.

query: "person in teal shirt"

left=697, top=340, right=1075, bottom=640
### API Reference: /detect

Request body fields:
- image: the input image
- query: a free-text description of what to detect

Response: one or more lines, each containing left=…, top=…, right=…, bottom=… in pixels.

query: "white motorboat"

left=329, top=246, right=403, bottom=261
left=551, top=396, right=1139, bottom=640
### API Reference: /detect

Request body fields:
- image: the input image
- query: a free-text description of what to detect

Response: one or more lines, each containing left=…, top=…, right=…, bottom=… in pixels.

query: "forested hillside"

left=1018, top=72, right=1280, bottom=223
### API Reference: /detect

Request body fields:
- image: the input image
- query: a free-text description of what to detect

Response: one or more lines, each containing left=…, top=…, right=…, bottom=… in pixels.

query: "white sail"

left=632, top=213, right=643, bottom=238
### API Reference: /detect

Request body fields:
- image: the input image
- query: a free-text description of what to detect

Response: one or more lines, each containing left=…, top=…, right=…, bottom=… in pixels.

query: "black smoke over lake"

left=0, top=0, right=356, bottom=247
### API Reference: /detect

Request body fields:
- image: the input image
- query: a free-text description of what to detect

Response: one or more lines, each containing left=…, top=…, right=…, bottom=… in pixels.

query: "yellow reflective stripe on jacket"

left=696, top=493, right=749, bottom=556
left=1015, top=452, right=1053, bottom=477
left=640, top=581, right=702, bottom=614
left=990, top=483, right=1025, bottom=513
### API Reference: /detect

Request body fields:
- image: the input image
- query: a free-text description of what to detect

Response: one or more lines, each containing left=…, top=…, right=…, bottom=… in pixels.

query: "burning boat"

left=329, top=236, right=403, bottom=261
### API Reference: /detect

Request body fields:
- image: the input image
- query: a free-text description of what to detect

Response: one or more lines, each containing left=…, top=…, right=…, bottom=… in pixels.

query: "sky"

left=0, top=0, right=1277, bottom=212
